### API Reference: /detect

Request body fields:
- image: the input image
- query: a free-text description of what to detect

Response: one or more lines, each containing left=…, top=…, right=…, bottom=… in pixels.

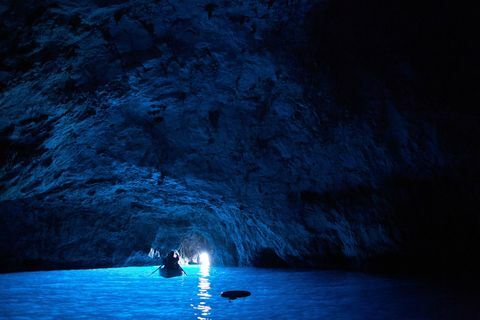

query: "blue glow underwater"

left=1, top=265, right=479, bottom=319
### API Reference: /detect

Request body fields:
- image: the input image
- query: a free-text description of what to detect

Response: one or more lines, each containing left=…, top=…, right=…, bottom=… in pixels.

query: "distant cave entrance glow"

left=178, top=233, right=211, bottom=265
left=199, top=252, right=210, bottom=266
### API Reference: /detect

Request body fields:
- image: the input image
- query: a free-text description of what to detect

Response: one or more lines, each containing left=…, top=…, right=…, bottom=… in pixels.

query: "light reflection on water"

left=194, top=264, right=212, bottom=320
left=1, top=266, right=479, bottom=319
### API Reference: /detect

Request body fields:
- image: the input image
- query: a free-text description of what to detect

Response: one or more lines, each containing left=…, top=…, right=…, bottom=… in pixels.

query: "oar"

left=180, top=266, right=187, bottom=276
left=149, top=265, right=162, bottom=276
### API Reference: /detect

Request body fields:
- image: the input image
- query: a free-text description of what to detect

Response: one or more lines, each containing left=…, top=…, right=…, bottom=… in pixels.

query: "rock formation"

left=1, top=0, right=479, bottom=273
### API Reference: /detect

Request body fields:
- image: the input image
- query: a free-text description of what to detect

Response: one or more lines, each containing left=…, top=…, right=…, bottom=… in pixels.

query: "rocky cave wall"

left=0, top=0, right=479, bottom=273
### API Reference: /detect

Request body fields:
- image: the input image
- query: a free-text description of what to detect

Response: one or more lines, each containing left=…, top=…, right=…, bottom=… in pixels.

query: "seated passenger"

left=163, top=250, right=181, bottom=270
left=160, top=250, right=186, bottom=277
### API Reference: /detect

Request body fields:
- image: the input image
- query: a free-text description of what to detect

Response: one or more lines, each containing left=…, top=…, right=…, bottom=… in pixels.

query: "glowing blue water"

left=0, top=266, right=477, bottom=319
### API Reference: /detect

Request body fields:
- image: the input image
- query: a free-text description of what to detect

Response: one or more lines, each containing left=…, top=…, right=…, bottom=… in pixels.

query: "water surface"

left=0, top=265, right=478, bottom=319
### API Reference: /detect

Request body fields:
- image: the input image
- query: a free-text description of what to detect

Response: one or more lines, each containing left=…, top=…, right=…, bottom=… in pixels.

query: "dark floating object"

left=221, top=290, right=251, bottom=300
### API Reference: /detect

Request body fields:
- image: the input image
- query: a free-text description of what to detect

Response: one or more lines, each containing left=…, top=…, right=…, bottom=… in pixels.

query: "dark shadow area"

left=386, top=169, right=480, bottom=278
left=302, top=0, right=480, bottom=115
left=252, top=248, right=288, bottom=268
left=297, top=166, right=480, bottom=281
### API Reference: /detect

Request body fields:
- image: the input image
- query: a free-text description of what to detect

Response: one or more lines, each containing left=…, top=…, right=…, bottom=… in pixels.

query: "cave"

left=1, top=0, right=479, bottom=318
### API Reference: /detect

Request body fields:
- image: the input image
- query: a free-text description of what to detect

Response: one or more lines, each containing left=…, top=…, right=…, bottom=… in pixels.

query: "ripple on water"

left=0, top=266, right=479, bottom=319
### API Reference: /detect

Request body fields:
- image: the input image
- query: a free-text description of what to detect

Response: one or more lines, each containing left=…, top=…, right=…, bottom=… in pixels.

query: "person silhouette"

left=163, top=250, right=180, bottom=269
left=160, top=250, right=186, bottom=277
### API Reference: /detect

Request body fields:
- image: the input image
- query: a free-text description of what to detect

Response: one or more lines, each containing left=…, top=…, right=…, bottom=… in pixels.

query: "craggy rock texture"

left=1, top=0, right=479, bottom=273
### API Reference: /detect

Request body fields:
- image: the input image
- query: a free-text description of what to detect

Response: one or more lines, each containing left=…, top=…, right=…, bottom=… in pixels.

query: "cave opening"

left=177, top=232, right=212, bottom=265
